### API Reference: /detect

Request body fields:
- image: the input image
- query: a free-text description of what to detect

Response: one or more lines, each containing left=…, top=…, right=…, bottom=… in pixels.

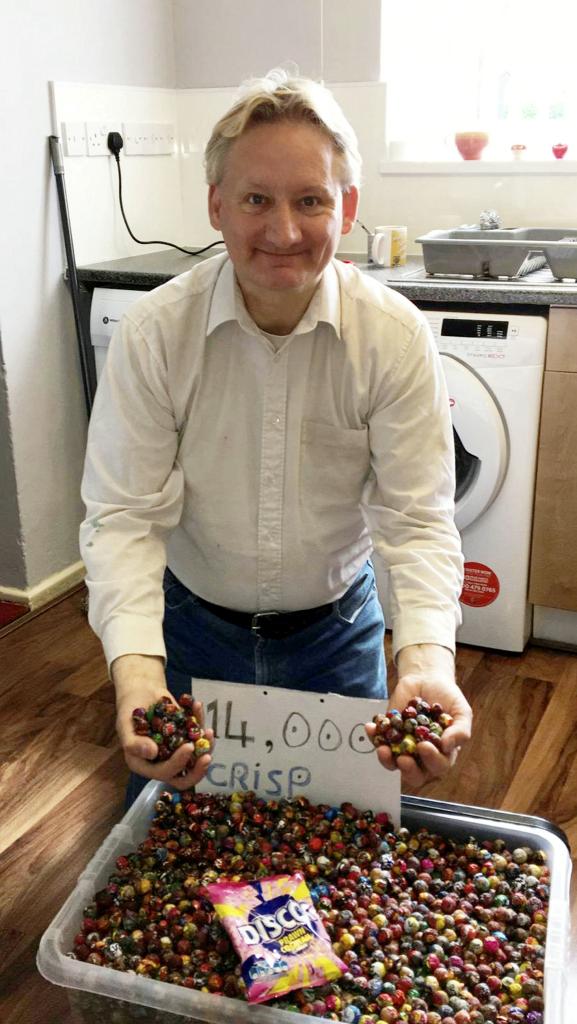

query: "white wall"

left=0, top=0, right=176, bottom=591
left=173, top=0, right=322, bottom=86
left=172, top=0, right=382, bottom=87
left=322, top=0, right=382, bottom=83
left=51, top=82, right=183, bottom=265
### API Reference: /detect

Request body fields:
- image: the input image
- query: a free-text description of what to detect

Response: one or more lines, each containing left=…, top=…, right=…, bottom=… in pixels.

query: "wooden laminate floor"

left=1, top=589, right=576, bottom=1023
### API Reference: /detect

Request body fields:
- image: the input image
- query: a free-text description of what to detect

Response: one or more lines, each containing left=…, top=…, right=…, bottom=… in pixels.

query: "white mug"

left=371, top=225, right=407, bottom=267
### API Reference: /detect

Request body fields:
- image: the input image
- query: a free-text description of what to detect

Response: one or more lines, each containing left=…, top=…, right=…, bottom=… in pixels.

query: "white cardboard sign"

left=192, top=679, right=401, bottom=826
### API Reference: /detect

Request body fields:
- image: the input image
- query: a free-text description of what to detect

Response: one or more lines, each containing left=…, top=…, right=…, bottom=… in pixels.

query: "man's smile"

left=256, top=249, right=307, bottom=256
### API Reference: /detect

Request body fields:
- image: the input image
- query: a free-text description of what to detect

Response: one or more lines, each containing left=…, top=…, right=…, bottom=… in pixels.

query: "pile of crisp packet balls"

left=70, top=782, right=549, bottom=1024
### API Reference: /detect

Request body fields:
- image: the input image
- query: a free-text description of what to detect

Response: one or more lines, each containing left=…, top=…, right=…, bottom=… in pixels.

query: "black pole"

left=49, top=135, right=95, bottom=417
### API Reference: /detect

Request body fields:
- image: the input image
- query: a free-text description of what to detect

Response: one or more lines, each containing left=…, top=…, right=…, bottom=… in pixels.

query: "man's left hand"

left=365, top=643, right=472, bottom=788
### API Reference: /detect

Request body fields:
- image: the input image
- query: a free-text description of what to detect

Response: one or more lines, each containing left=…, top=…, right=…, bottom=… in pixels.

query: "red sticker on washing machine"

left=460, top=562, right=500, bottom=608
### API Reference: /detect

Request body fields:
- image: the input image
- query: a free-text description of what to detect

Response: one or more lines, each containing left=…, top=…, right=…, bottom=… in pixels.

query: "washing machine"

left=423, top=309, right=547, bottom=652
left=90, top=288, right=149, bottom=380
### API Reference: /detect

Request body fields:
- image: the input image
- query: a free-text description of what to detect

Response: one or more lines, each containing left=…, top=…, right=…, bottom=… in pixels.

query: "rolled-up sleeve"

left=80, top=315, right=184, bottom=671
left=362, top=318, right=464, bottom=658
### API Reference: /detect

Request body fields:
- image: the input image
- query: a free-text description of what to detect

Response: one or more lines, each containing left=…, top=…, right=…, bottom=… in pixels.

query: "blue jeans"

left=125, top=561, right=386, bottom=807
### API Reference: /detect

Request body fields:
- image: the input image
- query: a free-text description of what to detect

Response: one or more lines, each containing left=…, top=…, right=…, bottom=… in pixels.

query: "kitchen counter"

left=76, top=249, right=577, bottom=307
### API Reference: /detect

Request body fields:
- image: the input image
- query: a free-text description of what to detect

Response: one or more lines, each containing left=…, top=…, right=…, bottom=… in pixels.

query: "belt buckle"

left=251, top=611, right=280, bottom=637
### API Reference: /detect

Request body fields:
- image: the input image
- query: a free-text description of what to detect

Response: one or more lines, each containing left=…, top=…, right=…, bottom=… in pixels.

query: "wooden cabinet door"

left=529, top=368, right=577, bottom=609
left=546, top=307, right=577, bottom=372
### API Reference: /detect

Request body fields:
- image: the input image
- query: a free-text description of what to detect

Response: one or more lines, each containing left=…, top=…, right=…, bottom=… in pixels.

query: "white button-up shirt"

left=80, top=253, right=463, bottom=669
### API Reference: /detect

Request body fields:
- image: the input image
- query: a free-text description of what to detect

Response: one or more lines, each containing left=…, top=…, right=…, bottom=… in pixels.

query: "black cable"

left=107, top=132, right=224, bottom=257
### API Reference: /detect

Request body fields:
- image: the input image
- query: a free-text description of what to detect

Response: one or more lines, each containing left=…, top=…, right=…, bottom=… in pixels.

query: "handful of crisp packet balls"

left=371, top=696, right=453, bottom=761
left=132, top=693, right=211, bottom=769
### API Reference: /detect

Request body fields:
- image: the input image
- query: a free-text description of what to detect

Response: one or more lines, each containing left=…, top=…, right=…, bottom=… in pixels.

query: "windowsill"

left=379, top=159, right=577, bottom=175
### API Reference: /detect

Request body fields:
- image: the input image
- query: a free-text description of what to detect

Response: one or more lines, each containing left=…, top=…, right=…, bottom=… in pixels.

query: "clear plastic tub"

left=37, top=782, right=572, bottom=1024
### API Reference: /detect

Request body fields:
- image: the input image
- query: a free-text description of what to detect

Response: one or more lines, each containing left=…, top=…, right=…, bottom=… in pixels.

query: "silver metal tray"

left=416, top=227, right=577, bottom=280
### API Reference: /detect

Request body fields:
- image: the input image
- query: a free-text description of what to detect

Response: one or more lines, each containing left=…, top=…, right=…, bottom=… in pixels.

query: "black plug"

left=107, top=132, right=124, bottom=159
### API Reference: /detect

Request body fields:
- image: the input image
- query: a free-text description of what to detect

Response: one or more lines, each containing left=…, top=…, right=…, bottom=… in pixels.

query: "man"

left=80, top=70, right=471, bottom=804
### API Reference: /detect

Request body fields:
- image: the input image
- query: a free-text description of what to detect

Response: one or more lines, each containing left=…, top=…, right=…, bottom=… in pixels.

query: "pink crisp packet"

left=204, top=872, right=345, bottom=1004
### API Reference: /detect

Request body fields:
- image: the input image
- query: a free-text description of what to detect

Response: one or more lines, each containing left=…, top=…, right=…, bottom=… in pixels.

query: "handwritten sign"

left=192, top=679, right=400, bottom=826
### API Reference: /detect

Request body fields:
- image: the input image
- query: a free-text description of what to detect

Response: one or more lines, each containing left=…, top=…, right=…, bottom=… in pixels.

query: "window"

left=381, top=0, right=577, bottom=160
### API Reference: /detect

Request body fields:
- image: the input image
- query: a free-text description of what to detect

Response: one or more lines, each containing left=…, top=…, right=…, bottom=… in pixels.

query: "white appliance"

left=90, top=288, right=148, bottom=379
left=421, top=309, right=547, bottom=652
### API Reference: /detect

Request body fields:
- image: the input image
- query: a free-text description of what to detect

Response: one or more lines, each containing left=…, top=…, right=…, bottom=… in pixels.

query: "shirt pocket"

left=300, top=420, right=370, bottom=510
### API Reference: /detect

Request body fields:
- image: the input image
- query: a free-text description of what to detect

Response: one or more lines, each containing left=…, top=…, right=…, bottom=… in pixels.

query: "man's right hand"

left=111, top=654, right=213, bottom=790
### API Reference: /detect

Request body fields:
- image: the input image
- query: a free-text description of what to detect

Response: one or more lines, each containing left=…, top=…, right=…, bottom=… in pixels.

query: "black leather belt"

left=195, top=597, right=334, bottom=639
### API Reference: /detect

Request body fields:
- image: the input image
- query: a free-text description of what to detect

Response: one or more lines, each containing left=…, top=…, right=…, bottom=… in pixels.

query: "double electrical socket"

left=62, top=122, right=89, bottom=157
left=61, top=121, right=175, bottom=157
left=122, top=122, right=176, bottom=155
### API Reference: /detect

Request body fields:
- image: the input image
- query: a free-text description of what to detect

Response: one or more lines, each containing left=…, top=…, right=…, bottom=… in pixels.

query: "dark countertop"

left=76, top=248, right=225, bottom=289
left=76, top=249, right=577, bottom=307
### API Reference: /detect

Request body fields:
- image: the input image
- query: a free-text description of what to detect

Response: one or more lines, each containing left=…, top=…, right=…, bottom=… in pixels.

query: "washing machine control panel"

left=437, top=336, right=509, bottom=361
left=422, top=311, right=546, bottom=368
left=440, top=317, right=509, bottom=340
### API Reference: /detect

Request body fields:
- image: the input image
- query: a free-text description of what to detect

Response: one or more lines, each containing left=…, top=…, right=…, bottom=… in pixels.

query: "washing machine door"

left=440, top=353, right=509, bottom=531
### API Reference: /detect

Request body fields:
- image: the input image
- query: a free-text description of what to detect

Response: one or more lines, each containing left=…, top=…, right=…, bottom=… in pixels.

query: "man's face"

left=208, top=120, right=358, bottom=303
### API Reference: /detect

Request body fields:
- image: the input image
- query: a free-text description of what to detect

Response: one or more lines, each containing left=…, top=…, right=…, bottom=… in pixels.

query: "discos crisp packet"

left=203, top=872, right=345, bottom=1003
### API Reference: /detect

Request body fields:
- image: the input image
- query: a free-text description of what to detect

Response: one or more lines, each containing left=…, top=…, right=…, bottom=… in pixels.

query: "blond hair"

left=204, top=68, right=362, bottom=190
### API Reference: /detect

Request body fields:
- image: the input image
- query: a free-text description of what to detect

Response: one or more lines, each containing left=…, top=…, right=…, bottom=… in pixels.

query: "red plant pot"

left=553, top=143, right=568, bottom=160
left=455, top=132, right=489, bottom=160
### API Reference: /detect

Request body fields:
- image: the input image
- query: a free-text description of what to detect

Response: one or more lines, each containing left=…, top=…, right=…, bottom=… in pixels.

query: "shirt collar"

left=206, top=256, right=342, bottom=340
